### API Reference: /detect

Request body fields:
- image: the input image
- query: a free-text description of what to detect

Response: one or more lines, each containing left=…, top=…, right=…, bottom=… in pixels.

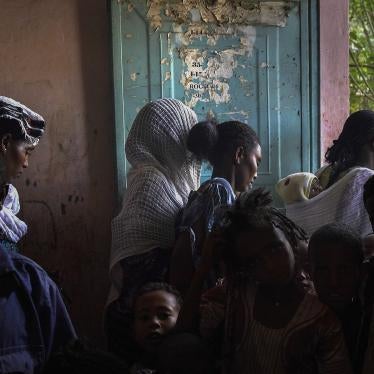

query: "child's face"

left=134, top=290, right=180, bottom=354
left=235, top=225, right=295, bottom=286
left=310, top=242, right=361, bottom=312
left=309, top=178, right=323, bottom=198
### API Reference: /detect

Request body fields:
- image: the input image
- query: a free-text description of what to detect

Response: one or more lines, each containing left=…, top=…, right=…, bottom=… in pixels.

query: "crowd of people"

left=0, top=96, right=373, bottom=373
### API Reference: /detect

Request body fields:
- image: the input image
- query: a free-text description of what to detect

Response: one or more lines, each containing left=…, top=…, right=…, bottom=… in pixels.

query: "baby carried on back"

left=276, top=110, right=374, bottom=238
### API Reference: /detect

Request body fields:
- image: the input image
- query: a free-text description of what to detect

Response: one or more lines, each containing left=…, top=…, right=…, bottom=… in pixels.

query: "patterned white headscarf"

left=0, top=97, right=44, bottom=244
left=0, top=184, right=27, bottom=243
left=0, top=96, right=45, bottom=146
left=109, top=99, right=200, bottom=301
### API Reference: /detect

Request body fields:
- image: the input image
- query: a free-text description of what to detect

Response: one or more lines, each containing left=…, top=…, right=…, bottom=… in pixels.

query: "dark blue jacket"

left=0, top=246, right=77, bottom=373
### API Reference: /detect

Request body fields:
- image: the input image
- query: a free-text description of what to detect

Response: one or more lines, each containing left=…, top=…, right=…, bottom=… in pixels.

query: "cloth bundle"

left=0, top=184, right=27, bottom=243
left=276, top=172, right=318, bottom=204
left=285, top=167, right=374, bottom=237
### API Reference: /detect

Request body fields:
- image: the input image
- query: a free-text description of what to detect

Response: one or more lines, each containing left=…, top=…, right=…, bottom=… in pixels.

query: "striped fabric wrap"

left=285, top=167, right=374, bottom=238
left=0, top=96, right=45, bottom=145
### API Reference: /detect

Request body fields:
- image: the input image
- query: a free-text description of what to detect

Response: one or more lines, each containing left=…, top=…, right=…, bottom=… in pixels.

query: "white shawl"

left=0, top=184, right=27, bottom=243
left=285, top=167, right=374, bottom=238
left=109, top=99, right=200, bottom=304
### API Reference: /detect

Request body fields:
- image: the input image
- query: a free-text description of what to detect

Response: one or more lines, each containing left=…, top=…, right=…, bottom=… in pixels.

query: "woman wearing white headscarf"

left=0, top=96, right=45, bottom=252
left=284, top=110, right=374, bottom=238
left=107, top=99, right=200, bottom=357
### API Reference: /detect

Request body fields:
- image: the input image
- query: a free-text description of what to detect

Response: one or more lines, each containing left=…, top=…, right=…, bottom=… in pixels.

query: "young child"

left=276, top=172, right=323, bottom=204
left=177, top=189, right=352, bottom=373
left=131, top=282, right=182, bottom=373
left=309, top=224, right=374, bottom=374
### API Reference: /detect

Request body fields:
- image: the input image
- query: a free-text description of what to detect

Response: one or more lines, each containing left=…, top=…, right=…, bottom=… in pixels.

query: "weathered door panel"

left=112, top=1, right=319, bottom=204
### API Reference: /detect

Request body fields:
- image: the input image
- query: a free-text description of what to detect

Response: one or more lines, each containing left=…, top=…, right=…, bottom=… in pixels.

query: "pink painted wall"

left=0, top=0, right=115, bottom=345
left=319, top=0, right=350, bottom=161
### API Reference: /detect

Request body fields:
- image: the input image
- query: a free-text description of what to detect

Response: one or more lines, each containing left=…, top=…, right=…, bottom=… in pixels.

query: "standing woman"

left=169, top=120, right=262, bottom=294
left=286, top=110, right=374, bottom=237
left=0, top=96, right=45, bottom=252
left=107, top=99, right=200, bottom=357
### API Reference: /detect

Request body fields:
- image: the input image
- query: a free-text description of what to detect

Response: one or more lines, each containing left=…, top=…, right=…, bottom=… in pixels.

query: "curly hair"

left=133, top=282, right=183, bottom=309
left=308, top=223, right=363, bottom=265
left=325, top=110, right=374, bottom=187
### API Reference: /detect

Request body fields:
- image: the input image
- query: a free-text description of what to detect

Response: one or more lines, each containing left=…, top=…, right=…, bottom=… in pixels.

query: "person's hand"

left=200, top=229, right=226, bottom=273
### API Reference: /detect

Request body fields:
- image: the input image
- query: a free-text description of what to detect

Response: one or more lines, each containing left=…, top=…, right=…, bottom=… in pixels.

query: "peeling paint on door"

left=176, top=25, right=256, bottom=107
left=116, top=0, right=315, bottom=193
left=124, top=0, right=295, bottom=109
left=147, top=0, right=294, bottom=31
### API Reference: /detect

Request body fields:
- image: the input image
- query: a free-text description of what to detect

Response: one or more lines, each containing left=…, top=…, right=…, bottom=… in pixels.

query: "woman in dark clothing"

left=170, top=120, right=261, bottom=295
left=0, top=96, right=45, bottom=252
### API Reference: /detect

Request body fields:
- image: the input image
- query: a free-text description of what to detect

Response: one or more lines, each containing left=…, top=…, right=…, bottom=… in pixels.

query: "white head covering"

left=125, top=98, right=200, bottom=201
left=109, top=98, right=200, bottom=303
left=0, top=184, right=27, bottom=243
left=276, top=172, right=318, bottom=204
left=0, top=96, right=45, bottom=146
left=285, top=168, right=373, bottom=238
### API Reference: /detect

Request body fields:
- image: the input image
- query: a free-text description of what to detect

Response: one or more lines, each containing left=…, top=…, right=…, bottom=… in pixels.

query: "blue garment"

left=179, top=177, right=235, bottom=234
left=178, top=177, right=235, bottom=287
left=0, top=246, right=77, bottom=373
left=0, top=238, right=18, bottom=253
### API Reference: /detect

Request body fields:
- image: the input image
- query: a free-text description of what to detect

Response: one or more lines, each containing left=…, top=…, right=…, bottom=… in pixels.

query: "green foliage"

left=349, top=0, right=374, bottom=112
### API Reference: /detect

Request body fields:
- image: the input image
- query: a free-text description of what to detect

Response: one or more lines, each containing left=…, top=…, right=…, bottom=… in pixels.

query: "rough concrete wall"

left=320, top=0, right=350, bottom=161
left=0, top=0, right=115, bottom=344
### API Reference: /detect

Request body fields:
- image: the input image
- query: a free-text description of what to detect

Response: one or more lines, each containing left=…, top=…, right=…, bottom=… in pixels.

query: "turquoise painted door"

left=111, top=0, right=319, bottom=205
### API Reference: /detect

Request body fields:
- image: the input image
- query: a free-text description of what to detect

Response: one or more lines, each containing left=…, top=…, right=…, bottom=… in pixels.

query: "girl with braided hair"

left=285, top=110, right=374, bottom=237
left=177, top=189, right=352, bottom=374
left=170, top=120, right=261, bottom=295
